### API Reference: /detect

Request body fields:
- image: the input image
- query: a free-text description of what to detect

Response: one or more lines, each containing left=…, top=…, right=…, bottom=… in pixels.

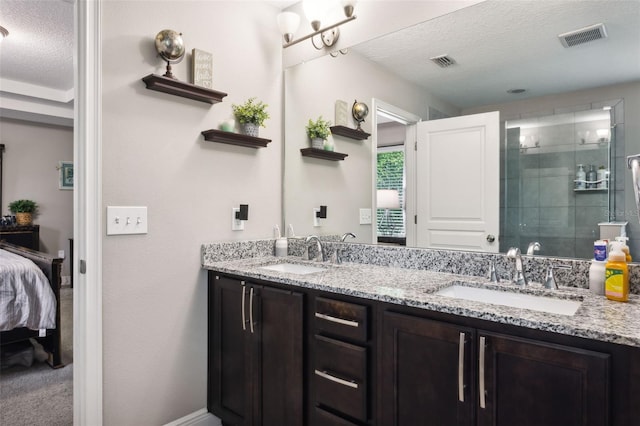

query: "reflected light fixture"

left=278, top=0, right=357, bottom=50
left=0, top=26, right=9, bottom=42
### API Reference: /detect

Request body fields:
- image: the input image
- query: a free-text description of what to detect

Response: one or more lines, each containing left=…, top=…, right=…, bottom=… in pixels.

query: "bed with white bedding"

left=0, top=242, right=63, bottom=368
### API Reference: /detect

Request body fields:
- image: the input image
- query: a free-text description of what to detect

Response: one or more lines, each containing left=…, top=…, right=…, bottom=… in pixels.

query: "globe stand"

left=352, top=100, right=369, bottom=132
left=163, top=61, right=176, bottom=79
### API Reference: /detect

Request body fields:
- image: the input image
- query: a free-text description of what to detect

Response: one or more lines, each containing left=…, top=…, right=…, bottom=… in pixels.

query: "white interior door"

left=415, top=111, right=499, bottom=252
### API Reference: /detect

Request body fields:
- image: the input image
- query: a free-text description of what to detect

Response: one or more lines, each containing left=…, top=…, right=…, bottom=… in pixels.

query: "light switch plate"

left=107, top=206, right=148, bottom=235
left=359, top=208, right=372, bottom=225
left=232, top=207, right=244, bottom=231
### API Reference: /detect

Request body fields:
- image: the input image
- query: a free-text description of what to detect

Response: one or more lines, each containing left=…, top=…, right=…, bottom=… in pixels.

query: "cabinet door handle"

left=458, top=332, right=465, bottom=402
left=241, top=283, right=247, bottom=331
left=479, top=336, right=486, bottom=409
left=314, top=369, right=358, bottom=389
left=249, top=287, right=255, bottom=334
left=314, top=312, right=359, bottom=328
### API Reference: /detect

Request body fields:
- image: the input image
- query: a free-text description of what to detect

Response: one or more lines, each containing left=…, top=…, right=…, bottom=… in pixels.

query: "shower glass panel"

left=501, top=103, right=622, bottom=259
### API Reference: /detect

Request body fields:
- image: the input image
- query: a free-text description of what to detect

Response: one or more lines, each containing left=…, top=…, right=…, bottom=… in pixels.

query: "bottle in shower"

left=575, top=164, right=586, bottom=190
left=586, top=165, right=597, bottom=189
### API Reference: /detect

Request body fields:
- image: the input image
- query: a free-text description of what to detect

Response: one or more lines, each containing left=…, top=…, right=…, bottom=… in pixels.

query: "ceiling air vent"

left=558, top=23, right=607, bottom=48
left=430, top=54, right=457, bottom=68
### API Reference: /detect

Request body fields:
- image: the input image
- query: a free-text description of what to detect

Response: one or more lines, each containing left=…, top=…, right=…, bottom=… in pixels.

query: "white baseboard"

left=163, top=408, right=221, bottom=426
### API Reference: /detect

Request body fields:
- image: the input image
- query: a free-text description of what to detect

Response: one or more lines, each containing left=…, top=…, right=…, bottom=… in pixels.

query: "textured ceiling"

left=0, top=0, right=74, bottom=91
left=352, top=0, right=640, bottom=110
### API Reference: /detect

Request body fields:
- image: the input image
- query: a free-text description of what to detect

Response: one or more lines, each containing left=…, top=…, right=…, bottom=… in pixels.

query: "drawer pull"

left=314, top=369, right=359, bottom=389
left=458, top=332, right=465, bottom=402
left=315, top=312, right=359, bottom=328
left=241, top=283, right=246, bottom=331
left=479, top=336, right=486, bottom=409
left=249, top=287, right=255, bottom=334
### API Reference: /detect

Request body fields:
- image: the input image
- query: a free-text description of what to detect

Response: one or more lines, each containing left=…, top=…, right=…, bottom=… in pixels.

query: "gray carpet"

left=0, top=286, right=73, bottom=426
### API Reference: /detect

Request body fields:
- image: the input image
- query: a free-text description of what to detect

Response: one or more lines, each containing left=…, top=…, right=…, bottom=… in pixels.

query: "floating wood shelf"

left=330, top=125, right=370, bottom=140
left=300, top=148, right=348, bottom=161
left=142, top=74, right=227, bottom=104
left=202, top=129, right=271, bottom=148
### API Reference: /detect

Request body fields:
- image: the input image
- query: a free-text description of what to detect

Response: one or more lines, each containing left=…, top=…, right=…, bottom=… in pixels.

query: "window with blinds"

left=377, top=147, right=405, bottom=237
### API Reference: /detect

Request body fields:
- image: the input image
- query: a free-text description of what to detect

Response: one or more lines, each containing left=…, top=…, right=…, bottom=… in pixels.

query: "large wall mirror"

left=283, top=0, right=640, bottom=259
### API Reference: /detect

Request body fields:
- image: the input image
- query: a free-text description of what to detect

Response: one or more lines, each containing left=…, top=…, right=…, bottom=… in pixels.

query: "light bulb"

left=277, top=12, right=300, bottom=43
left=303, top=0, right=329, bottom=31
left=341, top=0, right=357, bottom=17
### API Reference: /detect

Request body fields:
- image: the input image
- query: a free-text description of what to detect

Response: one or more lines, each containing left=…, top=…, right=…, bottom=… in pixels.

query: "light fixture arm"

left=283, top=15, right=356, bottom=48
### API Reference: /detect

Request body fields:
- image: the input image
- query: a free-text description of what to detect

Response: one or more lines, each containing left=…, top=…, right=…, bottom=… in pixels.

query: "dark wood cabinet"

left=381, top=312, right=475, bottom=426
left=478, top=331, right=609, bottom=426
left=207, top=270, right=638, bottom=426
left=381, top=311, right=610, bottom=426
left=208, top=274, right=304, bottom=426
left=0, top=225, right=39, bottom=250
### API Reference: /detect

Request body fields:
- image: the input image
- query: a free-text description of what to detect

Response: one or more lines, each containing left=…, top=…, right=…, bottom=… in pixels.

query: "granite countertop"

left=203, top=255, right=640, bottom=349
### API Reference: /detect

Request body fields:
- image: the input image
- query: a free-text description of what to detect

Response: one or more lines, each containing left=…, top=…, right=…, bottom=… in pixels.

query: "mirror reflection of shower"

left=502, top=99, right=624, bottom=259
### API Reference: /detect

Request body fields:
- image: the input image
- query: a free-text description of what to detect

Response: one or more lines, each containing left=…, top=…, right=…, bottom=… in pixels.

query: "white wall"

left=0, top=118, right=74, bottom=276
left=284, top=51, right=457, bottom=241
left=101, top=1, right=282, bottom=424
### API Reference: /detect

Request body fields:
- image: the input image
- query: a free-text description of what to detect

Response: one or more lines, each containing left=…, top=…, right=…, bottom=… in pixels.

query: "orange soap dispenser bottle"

left=605, top=242, right=629, bottom=302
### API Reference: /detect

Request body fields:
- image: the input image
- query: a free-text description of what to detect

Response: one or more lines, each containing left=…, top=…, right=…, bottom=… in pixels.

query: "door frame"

left=74, top=0, right=103, bottom=424
left=371, top=99, right=421, bottom=245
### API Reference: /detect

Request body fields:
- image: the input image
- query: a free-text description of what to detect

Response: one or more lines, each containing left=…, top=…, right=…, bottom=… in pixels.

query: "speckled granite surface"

left=202, top=239, right=640, bottom=348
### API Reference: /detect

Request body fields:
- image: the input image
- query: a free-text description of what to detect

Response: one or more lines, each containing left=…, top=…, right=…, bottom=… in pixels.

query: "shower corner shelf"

left=142, top=74, right=228, bottom=104
left=300, top=148, right=348, bottom=161
left=574, top=188, right=608, bottom=193
left=330, top=125, right=370, bottom=140
left=202, top=129, right=271, bottom=148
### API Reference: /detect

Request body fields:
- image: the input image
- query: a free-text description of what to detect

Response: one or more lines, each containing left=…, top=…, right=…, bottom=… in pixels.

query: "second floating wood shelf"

left=300, top=148, right=348, bottom=161
left=330, top=125, right=370, bottom=140
left=202, top=129, right=271, bottom=148
left=142, top=74, right=228, bottom=104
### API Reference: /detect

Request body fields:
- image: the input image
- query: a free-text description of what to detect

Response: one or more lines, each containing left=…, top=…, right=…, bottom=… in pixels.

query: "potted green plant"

left=306, top=116, right=332, bottom=150
left=8, top=199, right=38, bottom=226
left=231, top=97, right=270, bottom=137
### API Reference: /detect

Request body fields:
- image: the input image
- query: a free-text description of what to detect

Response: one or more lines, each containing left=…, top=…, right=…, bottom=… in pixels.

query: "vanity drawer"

left=315, top=296, right=368, bottom=342
left=314, top=335, right=367, bottom=421
left=314, top=406, right=360, bottom=426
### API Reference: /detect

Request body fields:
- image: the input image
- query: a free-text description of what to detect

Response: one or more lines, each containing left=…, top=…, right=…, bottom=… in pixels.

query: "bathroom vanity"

left=203, top=243, right=640, bottom=426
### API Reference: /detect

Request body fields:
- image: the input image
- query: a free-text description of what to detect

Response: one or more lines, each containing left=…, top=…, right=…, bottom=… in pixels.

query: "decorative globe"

left=352, top=100, right=369, bottom=131
left=154, top=29, right=185, bottom=63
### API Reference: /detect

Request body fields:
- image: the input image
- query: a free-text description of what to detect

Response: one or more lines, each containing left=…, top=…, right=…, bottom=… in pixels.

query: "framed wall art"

left=58, top=161, right=74, bottom=190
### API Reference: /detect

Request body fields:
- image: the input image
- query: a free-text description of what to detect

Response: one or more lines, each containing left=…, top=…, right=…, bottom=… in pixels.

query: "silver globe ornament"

left=352, top=100, right=369, bottom=132
left=154, top=29, right=185, bottom=79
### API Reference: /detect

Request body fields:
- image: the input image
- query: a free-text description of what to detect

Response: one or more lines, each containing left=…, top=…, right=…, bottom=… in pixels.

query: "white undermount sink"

left=435, top=284, right=582, bottom=316
left=259, top=262, right=327, bottom=275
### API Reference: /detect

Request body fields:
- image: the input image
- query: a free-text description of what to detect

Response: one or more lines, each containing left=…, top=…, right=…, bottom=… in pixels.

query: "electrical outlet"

left=359, top=208, right=372, bottom=225
left=58, top=250, right=65, bottom=259
left=232, top=207, right=244, bottom=231
left=313, top=208, right=321, bottom=227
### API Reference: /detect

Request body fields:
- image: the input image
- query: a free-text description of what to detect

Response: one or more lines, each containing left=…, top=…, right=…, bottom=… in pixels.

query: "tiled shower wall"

left=500, top=101, right=625, bottom=259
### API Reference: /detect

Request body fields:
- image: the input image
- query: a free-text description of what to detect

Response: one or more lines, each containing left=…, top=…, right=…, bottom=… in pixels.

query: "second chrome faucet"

left=506, top=247, right=528, bottom=286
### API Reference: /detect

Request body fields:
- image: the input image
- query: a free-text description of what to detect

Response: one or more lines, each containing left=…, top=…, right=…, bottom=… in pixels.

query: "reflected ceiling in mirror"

left=350, top=0, right=640, bottom=109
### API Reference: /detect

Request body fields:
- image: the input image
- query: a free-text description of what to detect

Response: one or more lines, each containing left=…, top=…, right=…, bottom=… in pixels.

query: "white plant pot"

left=240, top=122, right=259, bottom=137
left=311, top=138, right=324, bottom=149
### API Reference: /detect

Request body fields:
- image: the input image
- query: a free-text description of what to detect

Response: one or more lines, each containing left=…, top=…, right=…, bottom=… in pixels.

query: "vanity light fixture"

left=278, top=0, right=357, bottom=50
left=0, top=26, right=9, bottom=41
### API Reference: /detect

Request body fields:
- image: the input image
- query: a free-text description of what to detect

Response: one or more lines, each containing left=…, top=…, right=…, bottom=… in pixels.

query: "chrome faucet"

left=341, top=232, right=356, bottom=242
left=305, top=235, right=324, bottom=262
left=333, top=232, right=356, bottom=264
left=527, top=241, right=541, bottom=255
left=544, top=262, right=572, bottom=290
left=506, top=247, right=528, bottom=286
